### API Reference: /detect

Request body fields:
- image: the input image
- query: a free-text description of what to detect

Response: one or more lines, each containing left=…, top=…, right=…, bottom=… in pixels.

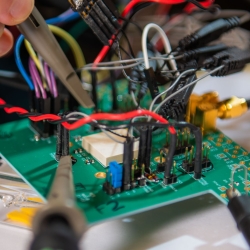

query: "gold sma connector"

left=186, top=92, right=248, bottom=134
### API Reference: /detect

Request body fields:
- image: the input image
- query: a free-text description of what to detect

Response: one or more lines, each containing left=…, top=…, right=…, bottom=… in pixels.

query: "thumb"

left=0, top=0, right=34, bottom=26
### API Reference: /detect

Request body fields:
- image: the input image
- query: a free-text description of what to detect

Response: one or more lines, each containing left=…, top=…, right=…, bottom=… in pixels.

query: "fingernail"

left=10, top=0, right=32, bottom=20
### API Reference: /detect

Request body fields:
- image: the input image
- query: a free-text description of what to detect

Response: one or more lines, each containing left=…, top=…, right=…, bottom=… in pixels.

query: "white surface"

left=1, top=69, right=250, bottom=249
left=82, top=129, right=139, bottom=166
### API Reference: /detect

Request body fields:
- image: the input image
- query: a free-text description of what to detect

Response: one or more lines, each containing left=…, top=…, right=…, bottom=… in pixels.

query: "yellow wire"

left=48, top=25, right=88, bottom=82
left=24, top=25, right=110, bottom=84
left=24, top=39, right=42, bottom=73
left=24, top=25, right=91, bottom=83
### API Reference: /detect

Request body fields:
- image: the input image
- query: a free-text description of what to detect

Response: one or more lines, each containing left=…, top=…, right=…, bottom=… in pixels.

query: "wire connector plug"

left=203, top=47, right=250, bottom=76
left=179, top=17, right=240, bottom=50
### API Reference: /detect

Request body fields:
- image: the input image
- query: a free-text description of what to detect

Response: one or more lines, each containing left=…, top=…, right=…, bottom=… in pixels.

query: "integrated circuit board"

left=0, top=119, right=249, bottom=225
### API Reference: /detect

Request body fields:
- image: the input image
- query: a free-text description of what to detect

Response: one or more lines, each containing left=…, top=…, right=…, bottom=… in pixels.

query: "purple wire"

left=29, top=58, right=40, bottom=98
left=50, top=69, right=58, bottom=98
left=30, top=59, right=47, bottom=99
left=44, top=62, right=53, bottom=94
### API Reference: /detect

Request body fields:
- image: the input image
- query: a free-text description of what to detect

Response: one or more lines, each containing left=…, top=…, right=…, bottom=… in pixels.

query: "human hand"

left=0, top=0, right=34, bottom=57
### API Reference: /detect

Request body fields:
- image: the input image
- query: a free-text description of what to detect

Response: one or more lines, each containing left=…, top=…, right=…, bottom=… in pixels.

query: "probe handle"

left=32, top=156, right=86, bottom=245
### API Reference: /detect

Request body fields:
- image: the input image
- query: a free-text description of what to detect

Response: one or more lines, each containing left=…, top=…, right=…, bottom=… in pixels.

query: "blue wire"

left=46, top=12, right=79, bottom=25
left=15, top=35, right=34, bottom=90
left=15, top=11, right=80, bottom=90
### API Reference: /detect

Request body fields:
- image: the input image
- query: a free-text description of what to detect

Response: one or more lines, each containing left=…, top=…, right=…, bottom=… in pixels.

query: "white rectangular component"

left=82, top=129, right=139, bottom=166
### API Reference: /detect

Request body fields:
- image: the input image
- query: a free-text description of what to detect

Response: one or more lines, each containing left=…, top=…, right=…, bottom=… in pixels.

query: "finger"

left=0, top=0, right=34, bottom=26
left=0, top=23, right=4, bottom=37
left=0, top=28, right=14, bottom=57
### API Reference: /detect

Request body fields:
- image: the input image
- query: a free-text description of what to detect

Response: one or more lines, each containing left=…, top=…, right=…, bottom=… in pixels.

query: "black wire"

left=105, top=129, right=129, bottom=138
left=119, top=17, right=143, bottom=34
left=120, top=2, right=154, bottom=31
left=118, top=44, right=134, bottom=60
left=0, top=104, right=13, bottom=108
left=120, top=30, right=136, bottom=59
left=186, top=0, right=210, bottom=11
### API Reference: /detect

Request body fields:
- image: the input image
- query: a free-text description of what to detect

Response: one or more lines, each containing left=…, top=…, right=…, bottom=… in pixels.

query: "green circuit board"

left=0, top=118, right=249, bottom=225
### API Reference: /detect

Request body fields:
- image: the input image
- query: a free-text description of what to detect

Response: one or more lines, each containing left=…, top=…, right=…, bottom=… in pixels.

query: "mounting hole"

left=95, top=172, right=106, bottom=179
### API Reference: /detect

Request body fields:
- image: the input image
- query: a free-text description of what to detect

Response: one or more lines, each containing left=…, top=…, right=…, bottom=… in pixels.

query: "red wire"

left=121, top=0, right=185, bottom=18
left=0, top=98, right=176, bottom=134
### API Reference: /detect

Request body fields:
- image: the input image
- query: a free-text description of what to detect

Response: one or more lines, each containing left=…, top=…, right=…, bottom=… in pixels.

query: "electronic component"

left=182, top=144, right=211, bottom=173
left=82, top=129, right=139, bottom=166
left=68, top=0, right=120, bottom=45
left=165, top=128, right=192, bottom=155
left=156, top=150, right=166, bottom=173
left=3, top=2, right=250, bottom=244
left=103, top=161, right=123, bottom=195
left=186, top=92, right=248, bottom=133
left=144, top=67, right=162, bottom=104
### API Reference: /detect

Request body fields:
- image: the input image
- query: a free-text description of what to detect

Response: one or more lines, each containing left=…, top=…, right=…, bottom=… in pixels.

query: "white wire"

left=66, top=112, right=125, bottom=144
left=152, top=66, right=224, bottom=115
left=151, top=14, right=186, bottom=46
left=142, top=23, right=177, bottom=70
left=131, top=91, right=139, bottom=107
left=82, top=53, right=179, bottom=67
left=149, top=69, right=196, bottom=112
left=78, top=55, right=183, bottom=72
left=129, top=116, right=148, bottom=139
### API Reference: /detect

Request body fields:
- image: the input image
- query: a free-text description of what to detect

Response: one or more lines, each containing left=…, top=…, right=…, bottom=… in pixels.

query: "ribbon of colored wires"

left=15, top=10, right=80, bottom=90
